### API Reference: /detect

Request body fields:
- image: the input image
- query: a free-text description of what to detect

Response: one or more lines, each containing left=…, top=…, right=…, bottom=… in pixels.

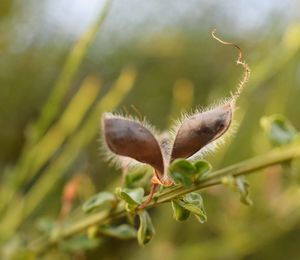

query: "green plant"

left=23, top=33, right=300, bottom=257
left=29, top=123, right=300, bottom=255
left=1, top=4, right=300, bottom=258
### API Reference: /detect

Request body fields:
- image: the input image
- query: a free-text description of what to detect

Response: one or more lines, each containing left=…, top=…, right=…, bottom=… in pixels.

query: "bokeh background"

left=1, top=0, right=300, bottom=259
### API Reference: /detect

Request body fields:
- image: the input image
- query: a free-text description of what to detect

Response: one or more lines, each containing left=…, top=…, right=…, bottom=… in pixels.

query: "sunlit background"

left=1, top=0, right=300, bottom=259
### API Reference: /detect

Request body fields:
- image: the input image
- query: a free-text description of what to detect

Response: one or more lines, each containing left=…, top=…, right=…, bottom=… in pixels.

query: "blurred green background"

left=1, top=0, right=300, bottom=259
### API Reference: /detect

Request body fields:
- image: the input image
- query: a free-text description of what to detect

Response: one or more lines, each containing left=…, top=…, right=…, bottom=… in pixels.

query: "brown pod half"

left=171, top=103, right=232, bottom=161
left=102, top=115, right=164, bottom=175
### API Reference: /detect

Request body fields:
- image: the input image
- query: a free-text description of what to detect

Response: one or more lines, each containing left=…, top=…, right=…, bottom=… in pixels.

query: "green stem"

left=34, top=0, right=112, bottom=140
left=30, top=144, right=300, bottom=254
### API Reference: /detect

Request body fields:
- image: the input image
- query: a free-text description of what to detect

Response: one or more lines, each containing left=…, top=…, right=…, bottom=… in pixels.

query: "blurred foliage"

left=1, top=0, right=300, bottom=259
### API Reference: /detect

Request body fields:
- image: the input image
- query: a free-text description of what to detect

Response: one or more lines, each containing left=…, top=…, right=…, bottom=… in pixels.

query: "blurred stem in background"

left=30, top=0, right=112, bottom=142
left=14, top=76, right=102, bottom=188
left=1, top=0, right=113, bottom=197
left=0, top=67, right=136, bottom=242
left=0, top=0, right=138, bottom=243
left=168, top=78, right=194, bottom=124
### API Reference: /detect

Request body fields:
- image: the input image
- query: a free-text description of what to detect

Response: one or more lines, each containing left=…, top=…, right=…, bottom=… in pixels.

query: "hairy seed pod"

left=103, top=115, right=164, bottom=175
left=171, top=103, right=232, bottom=161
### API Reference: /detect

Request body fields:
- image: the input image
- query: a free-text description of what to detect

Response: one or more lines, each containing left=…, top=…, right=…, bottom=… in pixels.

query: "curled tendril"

left=211, top=29, right=251, bottom=102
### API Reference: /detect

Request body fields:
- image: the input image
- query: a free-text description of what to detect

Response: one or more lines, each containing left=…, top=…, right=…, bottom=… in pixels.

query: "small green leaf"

left=169, top=159, right=196, bottom=186
left=236, top=176, right=253, bottom=206
left=125, top=168, right=152, bottom=188
left=177, top=193, right=207, bottom=223
left=116, top=187, right=144, bottom=206
left=170, top=159, right=196, bottom=174
left=222, top=175, right=253, bottom=206
left=170, top=171, right=193, bottom=186
left=82, top=191, right=116, bottom=213
left=125, top=170, right=146, bottom=188
left=99, top=224, right=137, bottom=240
left=137, top=211, right=155, bottom=246
left=171, top=200, right=190, bottom=221
left=194, top=160, right=212, bottom=180
left=261, top=114, right=298, bottom=146
left=60, top=235, right=100, bottom=252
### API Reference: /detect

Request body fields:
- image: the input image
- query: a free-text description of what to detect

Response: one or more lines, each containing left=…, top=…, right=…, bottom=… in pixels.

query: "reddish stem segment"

left=138, top=182, right=158, bottom=210
left=138, top=169, right=173, bottom=209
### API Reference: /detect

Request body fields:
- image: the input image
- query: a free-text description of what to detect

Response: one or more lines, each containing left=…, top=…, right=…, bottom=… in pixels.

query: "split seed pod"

left=101, top=30, right=250, bottom=187
left=102, top=102, right=233, bottom=186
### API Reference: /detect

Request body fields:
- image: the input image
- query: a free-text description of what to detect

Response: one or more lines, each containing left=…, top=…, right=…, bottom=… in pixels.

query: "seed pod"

left=102, top=114, right=164, bottom=175
left=171, top=103, right=232, bottom=160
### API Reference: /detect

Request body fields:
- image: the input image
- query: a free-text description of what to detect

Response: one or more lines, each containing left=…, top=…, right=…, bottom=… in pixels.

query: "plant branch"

left=30, top=144, right=300, bottom=254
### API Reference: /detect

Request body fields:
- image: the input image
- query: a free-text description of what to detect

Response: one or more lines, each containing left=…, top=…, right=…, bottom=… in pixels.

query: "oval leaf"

left=194, top=160, right=212, bottom=180
left=169, top=159, right=196, bottom=187
left=178, top=192, right=207, bottom=223
left=222, top=175, right=253, bottom=206
left=171, top=200, right=190, bottom=221
left=137, top=211, right=155, bottom=246
left=261, top=114, right=298, bottom=146
left=60, top=235, right=100, bottom=252
left=100, top=224, right=137, bottom=240
left=236, top=176, right=253, bottom=206
left=125, top=169, right=150, bottom=188
left=116, top=187, right=144, bottom=206
left=82, top=191, right=116, bottom=213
